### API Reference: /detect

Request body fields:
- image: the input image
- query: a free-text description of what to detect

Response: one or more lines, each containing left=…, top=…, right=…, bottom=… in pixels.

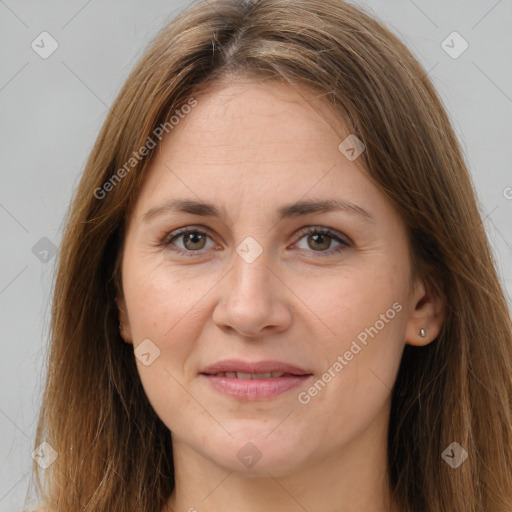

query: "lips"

left=200, top=359, right=313, bottom=400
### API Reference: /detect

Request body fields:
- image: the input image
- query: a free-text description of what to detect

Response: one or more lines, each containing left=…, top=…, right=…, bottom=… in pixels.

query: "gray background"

left=0, top=0, right=511, bottom=510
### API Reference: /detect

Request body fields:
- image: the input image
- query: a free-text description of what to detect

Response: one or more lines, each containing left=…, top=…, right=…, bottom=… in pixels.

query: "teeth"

left=251, top=372, right=272, bottom=379
left=212, top=371, right=287, bottom=379
left=236, top=372, right=253, bottom=379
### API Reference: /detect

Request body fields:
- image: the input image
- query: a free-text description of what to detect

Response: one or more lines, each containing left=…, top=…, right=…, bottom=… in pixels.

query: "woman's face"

left=118, top=79, right=436, bottom=477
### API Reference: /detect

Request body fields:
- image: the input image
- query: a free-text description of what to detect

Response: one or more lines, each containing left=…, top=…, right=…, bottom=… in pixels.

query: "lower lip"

left=201, top=374, right=313, bottom=400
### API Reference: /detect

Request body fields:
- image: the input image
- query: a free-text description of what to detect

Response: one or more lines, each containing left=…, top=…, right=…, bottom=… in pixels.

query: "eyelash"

left=161, top=226, right=351, bottom=258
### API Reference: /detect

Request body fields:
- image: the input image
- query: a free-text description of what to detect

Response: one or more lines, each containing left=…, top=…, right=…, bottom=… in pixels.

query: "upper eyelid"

left=163, top=225, right=217, bottom=244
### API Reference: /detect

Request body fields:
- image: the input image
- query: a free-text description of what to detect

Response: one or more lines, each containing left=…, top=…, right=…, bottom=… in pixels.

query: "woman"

left=28, top=0, right=512, bottom=511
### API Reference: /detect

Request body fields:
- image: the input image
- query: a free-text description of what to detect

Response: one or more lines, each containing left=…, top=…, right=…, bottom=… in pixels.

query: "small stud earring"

left=119, top=323, right=123, bottom=335
left=419, top=328, right=427, bottom=338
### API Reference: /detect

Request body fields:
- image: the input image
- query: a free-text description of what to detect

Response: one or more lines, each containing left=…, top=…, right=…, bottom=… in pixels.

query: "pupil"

left=186, top=233, right=204, bottom=249
left=310, top=234, right=330, bottom=251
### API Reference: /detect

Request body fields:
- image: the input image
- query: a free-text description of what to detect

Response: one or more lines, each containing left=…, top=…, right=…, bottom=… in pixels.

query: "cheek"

left=121, top=259, right=215, bottom=423
left=122, top=255, right=216, bottom=341
left=310, top=260, right=407, bottom=343
left=301, top=261, right=407, bottom=409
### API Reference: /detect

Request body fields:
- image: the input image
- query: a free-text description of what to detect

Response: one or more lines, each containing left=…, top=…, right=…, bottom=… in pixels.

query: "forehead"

left=166, top=79, right=348, bottom=162
left=128, top=79, right=392, bottom=226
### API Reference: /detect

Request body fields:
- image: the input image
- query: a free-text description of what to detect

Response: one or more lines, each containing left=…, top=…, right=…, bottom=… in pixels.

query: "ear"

left=116, top=295, right=133, bottom=344
left=405, top=274, right=445, bottom=346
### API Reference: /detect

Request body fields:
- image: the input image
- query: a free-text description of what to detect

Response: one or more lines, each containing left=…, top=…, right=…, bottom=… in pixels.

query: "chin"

left=198, top=429, right=313, bottom=477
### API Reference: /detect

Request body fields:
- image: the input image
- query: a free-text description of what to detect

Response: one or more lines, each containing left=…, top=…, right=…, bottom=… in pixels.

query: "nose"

left=212, top=249, right=293, bottom=338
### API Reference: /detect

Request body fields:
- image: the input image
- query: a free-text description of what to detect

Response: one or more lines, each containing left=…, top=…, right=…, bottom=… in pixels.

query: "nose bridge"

left=229, top=241, right=273, bottom=306
left=213, top=236, right=292, bottom=336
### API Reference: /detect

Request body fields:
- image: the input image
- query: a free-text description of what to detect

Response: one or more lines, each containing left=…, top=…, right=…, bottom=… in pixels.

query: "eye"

left=162, top=227, right=217, bottom=256
left=292, top=226, right=351, bottom=255
left=162, top=225, right=351, bottom=258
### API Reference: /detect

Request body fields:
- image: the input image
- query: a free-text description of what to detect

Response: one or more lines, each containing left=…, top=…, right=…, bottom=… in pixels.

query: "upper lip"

left=200, top=359, right=312, bottom=376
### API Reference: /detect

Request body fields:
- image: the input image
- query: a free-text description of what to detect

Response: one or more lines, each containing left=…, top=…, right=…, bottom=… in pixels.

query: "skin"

left=117, top=77, right=445, bottom=512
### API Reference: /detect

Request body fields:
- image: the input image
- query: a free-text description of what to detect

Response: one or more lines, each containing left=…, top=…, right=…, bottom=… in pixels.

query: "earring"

left=419, top=328, right=427, bottom=338
left=119, top=322, right=123, bottom=335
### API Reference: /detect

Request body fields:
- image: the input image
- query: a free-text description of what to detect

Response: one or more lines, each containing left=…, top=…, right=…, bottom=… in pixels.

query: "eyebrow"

left=142, top=198, right=374, bottom=223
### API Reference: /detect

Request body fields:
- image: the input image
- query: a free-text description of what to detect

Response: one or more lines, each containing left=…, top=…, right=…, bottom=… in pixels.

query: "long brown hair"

left=28, top=0, right=512, bottom=510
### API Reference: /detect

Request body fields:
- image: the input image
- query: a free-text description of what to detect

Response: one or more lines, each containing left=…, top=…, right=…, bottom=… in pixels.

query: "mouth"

left=199, top=359, right=314, bottom=400
left=205, top=371, right=295, bottom=379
